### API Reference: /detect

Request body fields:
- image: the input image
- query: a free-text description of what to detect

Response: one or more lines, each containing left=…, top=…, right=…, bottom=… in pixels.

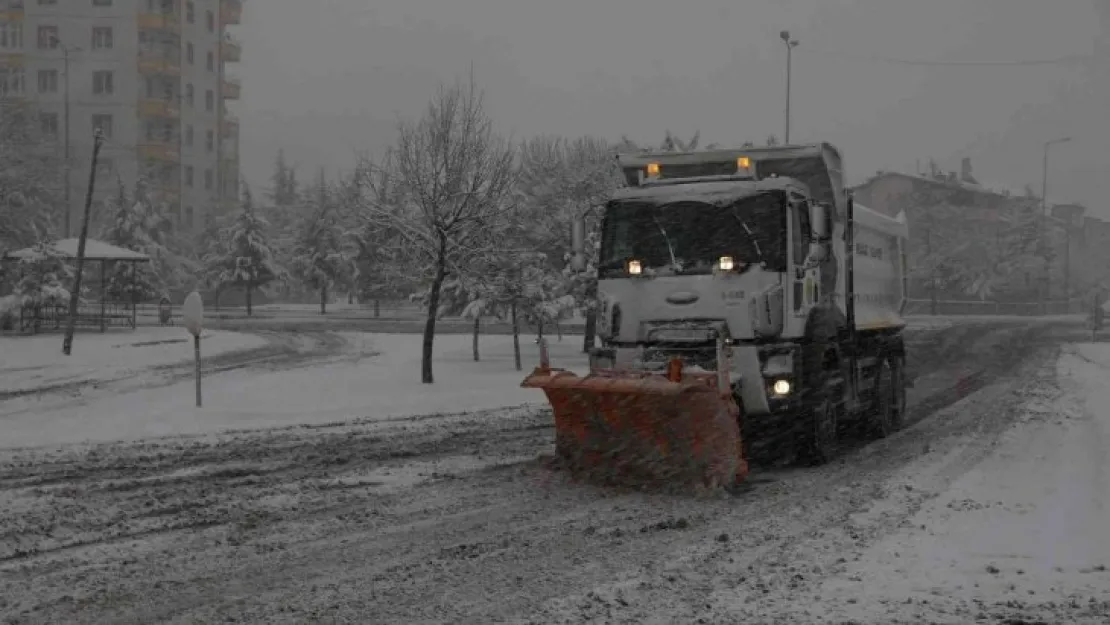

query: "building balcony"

left=220, top=0, right=241, bottom=25
left=138, top=141, right=180, bottom=163
left=0, top=53, right=24, bottom=68
left=137, top=12, right=181, bottom=34
left=221, top=77, right=240, bottom=99
left=138, top=97, right=180, bottom=118
left=0, top=0, right=22, bottom=20
left=137, top=50, right=181, bottom=76
left=221, top=36, right=241, bottom=62
left=220, top=115, right=238, bottom=137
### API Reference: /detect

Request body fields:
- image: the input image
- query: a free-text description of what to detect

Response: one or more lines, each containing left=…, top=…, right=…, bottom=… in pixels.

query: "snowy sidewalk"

left=0, top=328, right=266, bottom=395
left=750, top=342, right=1110, bottom=623
left=0, top=333, right=590, bottom=448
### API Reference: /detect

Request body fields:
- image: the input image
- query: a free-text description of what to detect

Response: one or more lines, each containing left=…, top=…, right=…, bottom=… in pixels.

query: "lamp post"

left=1040, top=136, right=1071, bottom=313
left=780, top=30, right=799, bottom=144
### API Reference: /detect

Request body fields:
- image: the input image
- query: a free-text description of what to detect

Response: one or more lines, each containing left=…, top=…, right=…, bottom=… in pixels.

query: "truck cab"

left=575, top=143, right=909, bottom=463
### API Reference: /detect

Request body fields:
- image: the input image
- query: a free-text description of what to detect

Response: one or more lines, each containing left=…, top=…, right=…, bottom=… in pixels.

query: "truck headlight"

left=718, top=256, right=734, bottom=271
left=771, top=379, right=791, bottom=396
left=627, top=259, right=642, bottom=275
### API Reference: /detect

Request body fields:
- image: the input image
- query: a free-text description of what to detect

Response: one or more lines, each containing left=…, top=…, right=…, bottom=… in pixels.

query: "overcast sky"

left=233, top=0, right=1109, bottom=215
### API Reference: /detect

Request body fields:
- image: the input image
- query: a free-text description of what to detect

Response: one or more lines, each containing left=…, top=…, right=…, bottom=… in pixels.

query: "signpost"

left=182, top=291, right=203, bottom=407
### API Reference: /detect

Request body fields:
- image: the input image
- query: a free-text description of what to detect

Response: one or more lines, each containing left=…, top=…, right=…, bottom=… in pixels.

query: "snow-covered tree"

left=0, top=103, right=64, bottom=253
left=290, top=173, right=349, bottom=313
left=482, top=251, right=575, bottom=370
left=615, top=131, right=710, bottom=154
left=98, top=179, right=181, bottom=301
left=357, top=74, right=517, bottom=384
left=203, top=185, right=284, bottom=315
left=340, top=167, right=409, bottom=313
left=516, top=135, right=623, bottom=351
left=9, top=240, right=73, bottom=333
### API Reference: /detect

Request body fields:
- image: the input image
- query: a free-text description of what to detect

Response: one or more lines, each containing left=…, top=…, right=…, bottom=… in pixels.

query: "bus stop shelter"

left=2, top=238, right=151, bottom=333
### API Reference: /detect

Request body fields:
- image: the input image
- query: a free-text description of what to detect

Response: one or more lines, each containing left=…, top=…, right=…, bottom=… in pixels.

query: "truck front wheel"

left=869, top=357, right=904, bottom=438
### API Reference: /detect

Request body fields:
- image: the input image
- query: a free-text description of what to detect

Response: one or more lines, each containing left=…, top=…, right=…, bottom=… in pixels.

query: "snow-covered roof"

left=860, top=170, right=1080, bottom=208
left=2, top=238, right=151, bottom=262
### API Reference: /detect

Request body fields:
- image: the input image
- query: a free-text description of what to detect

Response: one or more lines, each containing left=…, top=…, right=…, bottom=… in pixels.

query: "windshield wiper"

left=731, top=209, right=765, bottom=266
left=651, top=215, right=680, bottom=270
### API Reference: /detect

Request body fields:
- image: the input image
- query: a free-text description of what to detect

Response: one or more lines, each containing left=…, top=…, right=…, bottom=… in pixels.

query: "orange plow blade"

left=522, top=367, right=749, bottom=490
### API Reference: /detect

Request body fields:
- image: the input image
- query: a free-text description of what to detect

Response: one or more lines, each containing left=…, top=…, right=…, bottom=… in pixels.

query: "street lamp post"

left=780, top=30, right=799, bottom=144
left=1040, top=136, right=1071, bottom=313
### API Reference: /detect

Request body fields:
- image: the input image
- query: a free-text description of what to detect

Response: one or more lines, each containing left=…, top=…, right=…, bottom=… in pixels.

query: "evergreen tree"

left=203, top=185, right=284, bottom=315
left=290, top=173, right=349, bottom=313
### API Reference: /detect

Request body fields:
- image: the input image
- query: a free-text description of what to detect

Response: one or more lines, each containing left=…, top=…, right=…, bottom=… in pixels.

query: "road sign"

left=183, top=291, right=203, bottom=337
left=182, top=291, right=204, bottom=407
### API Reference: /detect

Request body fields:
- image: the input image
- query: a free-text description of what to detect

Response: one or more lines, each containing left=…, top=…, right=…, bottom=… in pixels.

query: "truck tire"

left=798, top=312, right=841, bottom=465
left=890, top=354, right=907, bottom=426
left=869, top=357, right=903, bottom=438
left=800, top=387, right=838, bottom=465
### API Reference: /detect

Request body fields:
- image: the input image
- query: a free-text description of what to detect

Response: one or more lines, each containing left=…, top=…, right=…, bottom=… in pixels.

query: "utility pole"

left=1040, top=136, right=1071, bottom=314
left=62, top=129, right=105, bottom=356
left=780, top=31, right=799, bottom=144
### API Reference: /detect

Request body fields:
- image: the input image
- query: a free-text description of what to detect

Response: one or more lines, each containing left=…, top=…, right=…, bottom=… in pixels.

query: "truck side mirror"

left=570, top=217, right=587, bottom=272
left=810, top=202, right=831, bottom=241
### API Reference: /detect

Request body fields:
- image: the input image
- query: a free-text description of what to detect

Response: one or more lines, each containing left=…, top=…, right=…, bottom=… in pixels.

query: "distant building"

left=0, top=0, right=242, bottom=235
left=852, top=164, right=1103, bottom=304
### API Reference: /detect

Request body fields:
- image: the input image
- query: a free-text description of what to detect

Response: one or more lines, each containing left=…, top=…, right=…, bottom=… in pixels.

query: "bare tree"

left=359, top=75, right=517, bottom=384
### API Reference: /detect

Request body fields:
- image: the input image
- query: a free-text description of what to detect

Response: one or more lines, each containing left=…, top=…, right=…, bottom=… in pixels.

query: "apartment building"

left=0, top=0, right=242, bottom=236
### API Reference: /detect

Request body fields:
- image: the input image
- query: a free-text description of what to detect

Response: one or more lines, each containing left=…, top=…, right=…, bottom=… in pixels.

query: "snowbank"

left=747, top=342, right=1110, bottom=623
left=0, top=333, right=589, bottom=448
left=0, top=327, right=267, bottom=395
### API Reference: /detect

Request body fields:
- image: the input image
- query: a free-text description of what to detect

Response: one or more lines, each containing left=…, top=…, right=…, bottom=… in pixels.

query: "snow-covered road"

left=3, top=320, right=1103, bottom=624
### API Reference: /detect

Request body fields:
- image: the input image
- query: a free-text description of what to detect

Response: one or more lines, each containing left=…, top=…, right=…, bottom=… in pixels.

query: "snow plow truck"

left=522, top=142, right=910, bottom=490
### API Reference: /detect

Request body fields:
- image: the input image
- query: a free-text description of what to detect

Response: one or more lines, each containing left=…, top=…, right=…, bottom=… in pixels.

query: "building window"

left=204, top=89, right=213, bottom=111
left=36, top=69, right=58, bottom=93
left=0, top=68, right=24, bottom=96
left=185, top=1, right=194, bottom=23
left=185, top=166, right=194, bottom=186
left=204, top=169, right=213, bottom=190
left=185, top=206, right=193, bottom=228
left=37, top=0, right=57, bottom=5
left=0, top=23, right=23, bottom=50
left=92, top=113, right=113, bottom=138
left=91, top=26, right=112, bottom=50
left=97, top=157, right=114, bottom=176
left=206, top=10, right=214, bottom=32
left=93, top=0, right=113, bottom=6
left=40, top=112, right=59, bottom=136
left=185, top=83, right=193, bottom=106
left=185, top=124, right=193, bottom=146
left=186, top=42, right=193, bottom=64
left=92, top=70, right=114, bottom=94
left=206, top=50, right=213, bottom=71
left=37, top=26, right=58, bottom=49
left=205, top=129, right=213, bottom=152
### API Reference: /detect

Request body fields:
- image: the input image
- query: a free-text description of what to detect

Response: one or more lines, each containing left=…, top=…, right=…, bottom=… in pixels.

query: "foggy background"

left=234, top=0, right=1108, bottom=214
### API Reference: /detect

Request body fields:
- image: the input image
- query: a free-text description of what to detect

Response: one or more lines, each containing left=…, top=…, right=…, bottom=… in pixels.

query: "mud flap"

left=522, top=368, right=748, bottom=490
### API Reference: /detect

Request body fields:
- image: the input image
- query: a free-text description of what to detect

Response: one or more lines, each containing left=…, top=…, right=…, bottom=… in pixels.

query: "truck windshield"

left=598, top=191, right=787, bottom=278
